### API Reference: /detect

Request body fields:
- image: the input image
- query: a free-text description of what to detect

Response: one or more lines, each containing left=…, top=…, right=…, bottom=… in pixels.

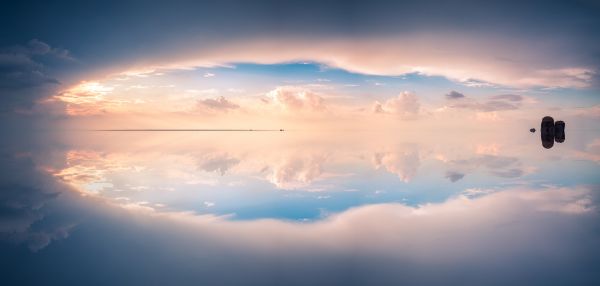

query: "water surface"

left=1, top=129, right=599, bottom=285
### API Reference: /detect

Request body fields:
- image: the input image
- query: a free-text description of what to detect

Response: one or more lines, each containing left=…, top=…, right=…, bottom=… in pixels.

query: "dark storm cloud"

left=3, top=0, right=598, bottom=43
left=0, top=39, right=73, bottom=112
left=0, top=0, right=598, bottom=87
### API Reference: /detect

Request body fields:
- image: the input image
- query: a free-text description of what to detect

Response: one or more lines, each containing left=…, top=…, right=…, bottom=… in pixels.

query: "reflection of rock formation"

left=540, top=116, right=566, bottom=149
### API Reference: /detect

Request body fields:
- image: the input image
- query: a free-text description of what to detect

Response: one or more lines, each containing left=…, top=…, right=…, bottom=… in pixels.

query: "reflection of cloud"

left=24, top=224, right=76, bottom=252
left=373, top=145, right=420, bottom=182
left=54, top=151, right=118, bottom=193
left=475, top=143, right=500, bottom=155
left=198, top=153, right=240, bottom=175
left=490, top=168, right=524, bottom=178
left=445, top=90, right=465, bottom=99
left=36, top=180, right=594, bottom=285
left=0, top=152, right=76, bottom=252
left=372, top=91, right=420, bottom=120
left=449, top=154, right=531, bottom=179
left=121, top=185, right=597, bottom=285
left=568, top=138, right=600, bottom=163
left=268, top=155, right=325, bottom=189
left=461, top=188, right=496, bottom=198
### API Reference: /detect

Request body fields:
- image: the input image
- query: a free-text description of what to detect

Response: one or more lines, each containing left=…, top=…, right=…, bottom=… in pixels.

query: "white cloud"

left=372, top=91, right=421, bottom=120
left=106, top=36, right=596, bottom=89
left=265, top=86, right=326, bottom=112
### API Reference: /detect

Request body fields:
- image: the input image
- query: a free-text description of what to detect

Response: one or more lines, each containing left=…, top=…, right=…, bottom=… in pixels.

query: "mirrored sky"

left=1, top=1, right=600, bottom=285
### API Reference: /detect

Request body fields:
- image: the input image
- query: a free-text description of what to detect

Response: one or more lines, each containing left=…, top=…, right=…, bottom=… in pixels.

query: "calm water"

left=1, top=129, right=600, bottom=285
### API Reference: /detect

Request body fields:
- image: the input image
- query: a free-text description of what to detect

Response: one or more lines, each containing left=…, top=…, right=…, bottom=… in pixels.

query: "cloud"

left=0, top=54, right=59, bottom=89
left=265, top=86, right=326, bottom=112
left=197, top=96, right=239, bottom=112
left=103, top=34, right=596, bottom=90
left=372, top=91, right=420, bottom=120
left=574, top=105, right=600, bottom=118
left=490, top=168, right=525, bottom=178
left=461, top=188, right=496, bottom=198
left=446, top=92, right=523, bottom=112
left=445, top=90, right=465, bottom=100
left=461, top=78, right=496, bottom=88
left=24, top=39, right=73, bottom=60
left=445, top=171, right=465, bottom=182
left=0, top=39, right=73, bottom=112
left=490, top=94, right=523, bottom=102
left=203, top=72, right=215, bottom=78
left=54, top=81, right=120, bottom=115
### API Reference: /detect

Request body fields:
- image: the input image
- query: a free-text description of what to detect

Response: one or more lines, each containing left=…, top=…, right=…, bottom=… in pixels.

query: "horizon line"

left=92, top=129, right=285, bottom=132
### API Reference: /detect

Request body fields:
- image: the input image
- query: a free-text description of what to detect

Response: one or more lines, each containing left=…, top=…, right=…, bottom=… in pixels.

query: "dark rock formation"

left=541, top=116, right=555, bottom=149
left=540, top=117, right=566, bottom=149
left=555, top=121, right=565, bottom=143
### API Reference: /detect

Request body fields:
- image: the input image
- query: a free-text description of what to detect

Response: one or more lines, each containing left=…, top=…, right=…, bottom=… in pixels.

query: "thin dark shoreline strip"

left=92, top=129, right=283, bottom=132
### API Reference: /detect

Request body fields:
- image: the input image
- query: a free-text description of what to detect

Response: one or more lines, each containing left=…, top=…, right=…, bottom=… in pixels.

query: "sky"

left=0, top=0, right=599, bottom=130
left=1, top=1, right=600, bottom=285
